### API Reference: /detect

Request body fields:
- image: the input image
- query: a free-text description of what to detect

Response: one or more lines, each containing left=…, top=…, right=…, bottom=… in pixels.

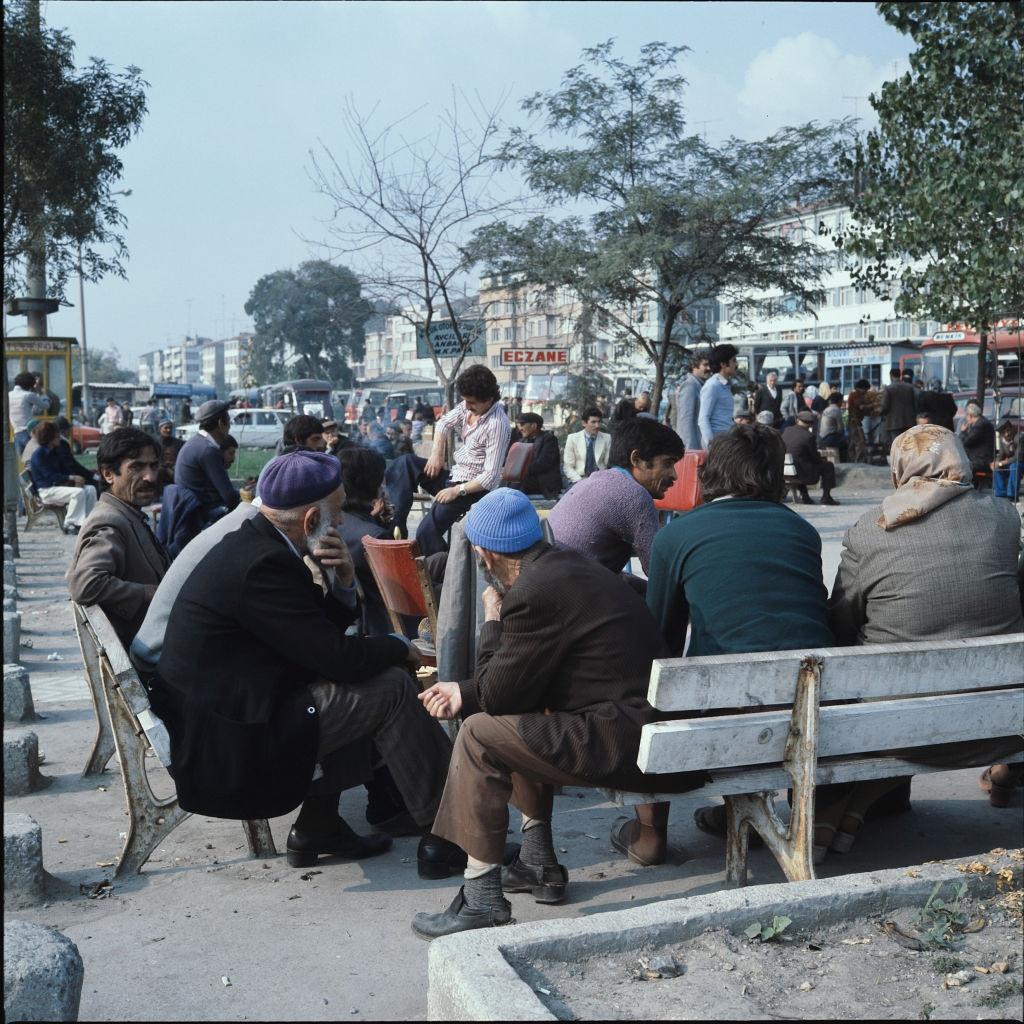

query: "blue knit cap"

left=259, top=450, right=342, bottom=509
left=464, top=488, right=543, bottom=553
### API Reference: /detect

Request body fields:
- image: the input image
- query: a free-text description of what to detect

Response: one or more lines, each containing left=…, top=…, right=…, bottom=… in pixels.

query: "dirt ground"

left=517, top=869, right=1024, bottom=1021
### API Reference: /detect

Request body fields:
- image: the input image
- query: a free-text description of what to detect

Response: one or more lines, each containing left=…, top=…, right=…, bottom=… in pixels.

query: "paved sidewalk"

left=5, top=494, right=1021, bottom=1021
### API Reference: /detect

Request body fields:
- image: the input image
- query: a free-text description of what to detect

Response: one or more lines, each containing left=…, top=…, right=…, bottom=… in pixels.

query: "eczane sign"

left=500, top=348, right=568, bottom=365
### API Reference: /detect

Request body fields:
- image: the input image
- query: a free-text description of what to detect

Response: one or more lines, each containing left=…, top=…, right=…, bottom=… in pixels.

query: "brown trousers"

left=431, top=713, right=592, bottom=863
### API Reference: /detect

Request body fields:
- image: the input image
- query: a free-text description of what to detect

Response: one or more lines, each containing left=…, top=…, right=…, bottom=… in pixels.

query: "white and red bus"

left=900, top=321, right=1023, bottom=392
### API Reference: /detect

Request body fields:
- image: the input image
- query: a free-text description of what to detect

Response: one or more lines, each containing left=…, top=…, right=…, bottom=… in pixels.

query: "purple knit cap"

left=258, top=450, right=342, bottom=509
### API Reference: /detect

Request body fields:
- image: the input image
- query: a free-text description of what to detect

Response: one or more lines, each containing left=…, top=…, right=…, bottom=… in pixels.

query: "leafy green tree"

left=469, top=41, right=854, bottom=406
left=243, top=260, right=370, bottom=387
left=70, top=346, right=135, bottom=384
left=3, top=0, right=147, bottom=299
left=841, top=2, right=1024, bottom=406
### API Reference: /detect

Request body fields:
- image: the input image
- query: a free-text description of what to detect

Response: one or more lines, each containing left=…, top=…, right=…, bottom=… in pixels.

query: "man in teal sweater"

left=612, top=424, right=834, bottom=866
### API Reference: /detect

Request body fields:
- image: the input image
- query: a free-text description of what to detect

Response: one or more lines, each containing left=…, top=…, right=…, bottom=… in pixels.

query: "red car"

left=71, top=420, right=102, bottom=454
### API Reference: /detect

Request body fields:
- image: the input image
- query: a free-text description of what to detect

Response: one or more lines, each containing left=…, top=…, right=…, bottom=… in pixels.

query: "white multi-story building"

left=139, top=333, right=255, bottom=396
left=717, top=202, right=941, bottom=391
left=136, top=349, right=165, bottom=389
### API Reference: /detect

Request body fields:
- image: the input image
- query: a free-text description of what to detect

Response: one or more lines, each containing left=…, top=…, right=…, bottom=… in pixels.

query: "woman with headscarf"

left=804, top=384, right=826, bottom=414
left=816, top=425, right=1023, bottom=860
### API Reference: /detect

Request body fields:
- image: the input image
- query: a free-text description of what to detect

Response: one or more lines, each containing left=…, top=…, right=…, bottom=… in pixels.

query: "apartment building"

left=717, top=202, right=940, bottom=390
left=137, top=332, right=254, bottom=395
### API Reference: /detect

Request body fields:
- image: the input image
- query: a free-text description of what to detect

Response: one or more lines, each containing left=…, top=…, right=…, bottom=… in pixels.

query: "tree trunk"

left=975, top=323, right=989, bottom=411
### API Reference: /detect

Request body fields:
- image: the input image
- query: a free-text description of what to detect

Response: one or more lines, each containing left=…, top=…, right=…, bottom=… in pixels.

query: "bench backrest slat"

left=648, top=634, right=1024, bottom=712
left=81, top=605, right=152, bottom=717
left=637, top=687, right=1023, bottom=773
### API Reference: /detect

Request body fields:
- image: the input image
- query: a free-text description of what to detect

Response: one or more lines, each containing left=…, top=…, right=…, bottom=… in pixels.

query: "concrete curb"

left=427, top=851, right=1021, bottom=1021
left=4, top=729, right=48, bottom=796
left=5, top=663, right=37, bottom=723
left=3, top=560, right=15, bottom=589
left=3, top=920, right=84, bottom=1023
left=3, top=610, right=21, bottom=663
left=4, top=813, right=44, bottom=909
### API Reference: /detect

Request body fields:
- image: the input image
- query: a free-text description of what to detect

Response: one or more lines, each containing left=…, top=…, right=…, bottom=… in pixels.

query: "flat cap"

left=259, top=450, right=342, bottom=509
left=197, top=399, right=230, bottom=422
left=796, top=411, right=817, bottom=424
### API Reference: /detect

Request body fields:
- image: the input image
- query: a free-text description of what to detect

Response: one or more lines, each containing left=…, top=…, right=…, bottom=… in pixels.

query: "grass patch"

left=976, top=977, right=1022, bottom=1009
left=930, top=955, right=969, bottom=975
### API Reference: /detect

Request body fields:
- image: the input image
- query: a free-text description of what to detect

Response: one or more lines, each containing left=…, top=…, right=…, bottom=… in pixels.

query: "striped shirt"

left=437, top=400, right=511, bottom=491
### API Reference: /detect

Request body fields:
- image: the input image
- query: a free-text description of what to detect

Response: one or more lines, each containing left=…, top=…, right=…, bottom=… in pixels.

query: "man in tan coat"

left=67, top=428, right=169, bottom=647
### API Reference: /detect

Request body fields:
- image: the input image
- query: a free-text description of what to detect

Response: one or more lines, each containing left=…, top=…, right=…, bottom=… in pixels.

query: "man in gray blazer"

left=673, top=354, right=711, bottom=449
left=67, top=428, right=170, bottom=647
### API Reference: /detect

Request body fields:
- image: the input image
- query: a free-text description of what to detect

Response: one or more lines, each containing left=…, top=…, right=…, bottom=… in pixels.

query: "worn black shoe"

left=821, top=496, right=840, bottom=506
left=417, top=833, right=468, bottom=879
left=412, top=887, right=512, bottom=940
left=286, top=820, right=392, bottom=868
left=501, top=855, right=568, bottom=904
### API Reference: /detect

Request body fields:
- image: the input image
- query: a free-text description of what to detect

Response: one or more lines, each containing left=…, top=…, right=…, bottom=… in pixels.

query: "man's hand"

left=418, top=681, right=463, bottom=720
left=310, top=527, right=356, bottom=588
left=423, top=454, right=445, bottom=479
left=482, top=585, right=503, bottom=622
left=434, top=485, right=462, bottom=504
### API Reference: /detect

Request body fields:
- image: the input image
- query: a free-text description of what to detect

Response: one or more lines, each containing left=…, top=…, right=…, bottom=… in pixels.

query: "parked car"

left=176, top=407, right=289, bottom=448
left=70, top=420, right=102, bottom=454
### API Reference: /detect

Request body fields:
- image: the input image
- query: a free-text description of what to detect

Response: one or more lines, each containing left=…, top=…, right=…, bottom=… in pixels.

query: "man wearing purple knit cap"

left=151, top=450, right=455, bottom=869
left=411, top=489, right=704, bottom=939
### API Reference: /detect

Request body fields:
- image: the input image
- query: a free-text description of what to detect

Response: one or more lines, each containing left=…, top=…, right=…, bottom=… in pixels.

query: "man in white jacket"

left=563, top=407, right=609, bottom=485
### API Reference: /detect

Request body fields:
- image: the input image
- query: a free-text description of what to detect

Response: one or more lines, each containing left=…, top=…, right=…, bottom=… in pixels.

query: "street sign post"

left=415, top=320, right=487, bottom=360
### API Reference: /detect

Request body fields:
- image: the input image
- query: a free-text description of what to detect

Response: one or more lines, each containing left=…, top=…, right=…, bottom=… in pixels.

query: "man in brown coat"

left=411, top=488, right=703, bottom=938
left=67, top=428, right=169, bottom=647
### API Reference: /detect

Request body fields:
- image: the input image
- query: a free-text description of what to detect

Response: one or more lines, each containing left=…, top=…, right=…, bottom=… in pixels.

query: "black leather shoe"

left=417, top=833, right=467, bottom=879
left=286, top=820, right=392, bottom=868
left=369, top=810, right=423, bottom=838
left=821, top=496, right=840, bottom=506
left=501, top=855, right=568, bottom=904
left=412, top=887, right=512, bottom=940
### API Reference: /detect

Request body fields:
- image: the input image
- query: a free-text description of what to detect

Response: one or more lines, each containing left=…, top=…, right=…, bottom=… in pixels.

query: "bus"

left=900, top=321, right=1023, bottom=392
left=258, top=379, right=333, bottom=420
left=72, top=381, right=148, bottom=424
left=344, top=374, right=444, bottom=426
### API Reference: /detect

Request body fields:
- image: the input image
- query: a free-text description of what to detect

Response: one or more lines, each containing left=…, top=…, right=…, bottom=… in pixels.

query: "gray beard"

left=477, top=557, right=509, bottom=597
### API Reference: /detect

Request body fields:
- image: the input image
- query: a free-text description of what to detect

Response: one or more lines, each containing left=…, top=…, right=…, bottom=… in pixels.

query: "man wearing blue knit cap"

left=151, top=450, right=455, bottom=870
left=411, top=489, right=705, bottom=938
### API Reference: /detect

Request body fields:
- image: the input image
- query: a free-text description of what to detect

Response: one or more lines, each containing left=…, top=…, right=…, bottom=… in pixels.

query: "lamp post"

left=78, top=188, right=131, bottom=423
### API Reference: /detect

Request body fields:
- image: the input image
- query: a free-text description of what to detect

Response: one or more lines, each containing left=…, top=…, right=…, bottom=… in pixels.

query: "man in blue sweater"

left=28, top=421, right=98, bottom=534
left=173, top=400, right=240, bottom=522
left=697, top=343, right=739, bottom=449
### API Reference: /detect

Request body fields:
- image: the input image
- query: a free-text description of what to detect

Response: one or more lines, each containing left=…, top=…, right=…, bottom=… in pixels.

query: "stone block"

left=3, top=544, right=13, bottom=561
left=4, top=583, right=16, bottom=602
left=4, top=814, right=44, bottom=909
left=4, top=729, right=46, bottom=796
left=3, top=561, right=14, bottom=588
left=3, top=611, right=21, bottom=663
left=3, top=596, right=14, bottom=613
left=4, top=920, right=84, bottom=1022
left=5, top=664, right=36, bottom=723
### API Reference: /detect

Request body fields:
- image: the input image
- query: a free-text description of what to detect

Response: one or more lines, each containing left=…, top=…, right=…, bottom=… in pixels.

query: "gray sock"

left=462, top=865, right=504, bottom=911
left=520, top=817, right=558, bottom=867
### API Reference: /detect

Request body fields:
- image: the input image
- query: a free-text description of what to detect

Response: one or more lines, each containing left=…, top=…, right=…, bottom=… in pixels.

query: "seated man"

left=732, top=409, right=755, bottom=426
left=412, top=489, right=704, bottom=938
left=275, top=414, right=326, bottom=456
left=173, top=400, right=240, bottom=521
left=782, top=411, right=840, bottom=505
left=562, top=407, right=609, bottom=484
left=385, top=364, right=511, bottom=556
left=547, top=417, right=684, bottom=590
left=28, top=420, right=98, bottom=535
left=322, top=418, right=354, bottom=459
left=617, top=424, right=835, bottom=865
left=67, top=428, right=169, bottom=646
left=157, top=418, right=185, bottom=484
left=149, top=451, right=456, bottom=867
left=960, top=402, right=996, bottom=481
left=992, top=419, right=1022, bottom=499
left=510, top=413, right=561, bottom=499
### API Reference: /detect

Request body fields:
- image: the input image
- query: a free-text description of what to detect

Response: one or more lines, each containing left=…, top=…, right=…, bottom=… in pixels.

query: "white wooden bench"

left=604, top=634, right=1024, bottom=886
left=72, top=602, right=277, bottom=876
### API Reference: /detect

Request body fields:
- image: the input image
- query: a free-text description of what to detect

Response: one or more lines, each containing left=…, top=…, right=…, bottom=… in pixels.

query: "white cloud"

left=738, top=32, right=893, bottom=130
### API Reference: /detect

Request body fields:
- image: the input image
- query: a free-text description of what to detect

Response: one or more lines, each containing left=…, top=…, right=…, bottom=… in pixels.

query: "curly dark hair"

left=454, top=364, right=501, bottom=403
left=608, top=417, right=684, bottom=469
left=699, top=424, right=786, bottom=503
left=97, top=428, right=159, bottom=474
left=581, top=406, right=603, bottom=422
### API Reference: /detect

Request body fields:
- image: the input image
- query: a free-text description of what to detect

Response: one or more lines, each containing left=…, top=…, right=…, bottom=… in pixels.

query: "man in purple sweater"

left=547, top=418, right=684, bottom=590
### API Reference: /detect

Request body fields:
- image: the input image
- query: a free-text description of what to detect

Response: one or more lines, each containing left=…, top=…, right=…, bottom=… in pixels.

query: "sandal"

left=693, top=805, right=764, bottom=848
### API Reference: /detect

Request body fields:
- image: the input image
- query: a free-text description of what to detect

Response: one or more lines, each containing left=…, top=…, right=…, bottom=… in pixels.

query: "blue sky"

left=29, top=1, right=915, bottom=366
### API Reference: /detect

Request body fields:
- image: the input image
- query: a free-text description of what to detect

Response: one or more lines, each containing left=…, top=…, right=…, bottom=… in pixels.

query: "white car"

left=177, top=407, right=289, bottom=448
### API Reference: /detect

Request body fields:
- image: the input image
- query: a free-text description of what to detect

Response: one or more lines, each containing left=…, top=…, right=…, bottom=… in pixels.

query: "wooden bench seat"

left=72, top=602, right=277, bottom=876
left=19, top=470, right=67, bottom=531
left=604, top=634, right=1024, bottom=886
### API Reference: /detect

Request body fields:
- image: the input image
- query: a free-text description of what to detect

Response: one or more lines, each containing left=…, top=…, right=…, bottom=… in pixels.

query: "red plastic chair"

left=654, top=450, right=706, bottom=513
left=361, top=537, right=439, bottom=668
left=500, top=441, right=537, bottom=488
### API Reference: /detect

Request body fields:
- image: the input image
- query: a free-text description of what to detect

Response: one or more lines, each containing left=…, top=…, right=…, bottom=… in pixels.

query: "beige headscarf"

left=877, top=425, right=973, bottom=530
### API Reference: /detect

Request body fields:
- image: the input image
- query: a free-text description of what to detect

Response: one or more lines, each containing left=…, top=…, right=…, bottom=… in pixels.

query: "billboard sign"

left=415, top=319, right=487, bottom=360
left=499, top=348, right=568, bottom=365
